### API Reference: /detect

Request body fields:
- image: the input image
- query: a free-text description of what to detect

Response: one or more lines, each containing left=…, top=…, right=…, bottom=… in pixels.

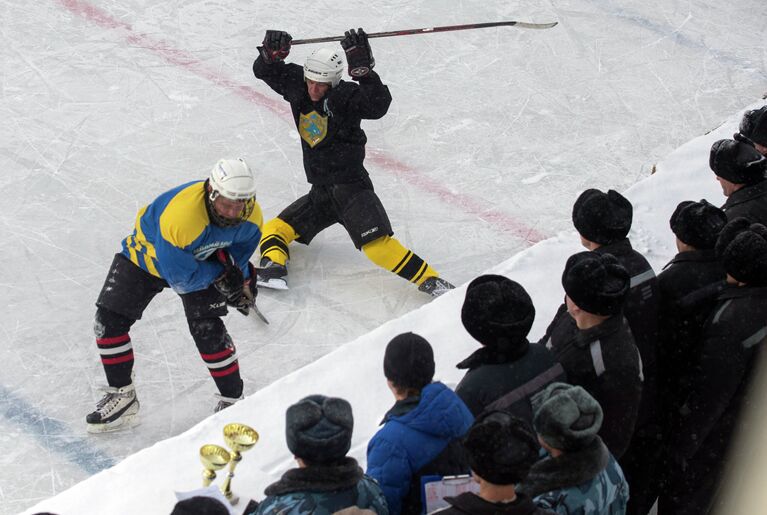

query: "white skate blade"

left=87, top=413, right=140, bottom=434
left=256, top=277, right=288, bottom=290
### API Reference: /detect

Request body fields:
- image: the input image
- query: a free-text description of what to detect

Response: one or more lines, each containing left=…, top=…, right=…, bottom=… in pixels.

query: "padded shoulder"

left=159, top=182, right=208, bottom=248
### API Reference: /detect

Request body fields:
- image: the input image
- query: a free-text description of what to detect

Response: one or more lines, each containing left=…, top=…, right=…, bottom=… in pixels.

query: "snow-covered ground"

left=1, top=0, right=765, bottom=513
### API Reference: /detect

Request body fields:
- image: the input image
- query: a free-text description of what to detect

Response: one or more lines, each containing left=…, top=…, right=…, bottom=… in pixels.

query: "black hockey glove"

left=340, top=28, right=375, bottom=79
left=214, top=252, right=260, bottom=316
left=229, top=263, right=259, bottom=316
left=258, top=30, right=292, bottom=64
left=213, top=250, right=245, bottom=300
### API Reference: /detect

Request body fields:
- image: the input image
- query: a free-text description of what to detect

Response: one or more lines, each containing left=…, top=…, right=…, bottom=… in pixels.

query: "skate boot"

left=214, top=393, right=244, bottom=413
left=86, top=384, right=140, bottom=433
left=418, top=276, right=455, bottom=298
left=256, top=257, right=288, bottom=290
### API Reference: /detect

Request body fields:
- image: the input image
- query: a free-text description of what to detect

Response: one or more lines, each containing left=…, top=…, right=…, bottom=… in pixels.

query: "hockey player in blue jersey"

left=86, top=158, right=263, bottom=433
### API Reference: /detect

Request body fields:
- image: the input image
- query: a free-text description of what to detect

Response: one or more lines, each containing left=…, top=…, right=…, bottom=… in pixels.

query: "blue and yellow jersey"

left=121, top=180, right=263, bottom=294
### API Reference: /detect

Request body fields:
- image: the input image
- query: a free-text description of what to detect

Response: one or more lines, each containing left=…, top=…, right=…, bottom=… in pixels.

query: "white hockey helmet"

left=304, top=47, right=344, bottom=87
left=208, top=158, right=257, bottom=201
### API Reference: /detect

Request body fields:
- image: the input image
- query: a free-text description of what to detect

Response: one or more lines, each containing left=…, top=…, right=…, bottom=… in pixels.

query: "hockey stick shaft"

left=290, top=20, right=558, bottom=45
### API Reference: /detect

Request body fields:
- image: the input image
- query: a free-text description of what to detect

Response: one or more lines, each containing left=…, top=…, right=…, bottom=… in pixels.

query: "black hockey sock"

left=97, top=333, right=134, bottom=388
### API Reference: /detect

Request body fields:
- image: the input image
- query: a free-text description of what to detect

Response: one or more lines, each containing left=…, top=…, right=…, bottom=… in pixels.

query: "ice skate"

left=256, top=257, right=288, bottom=290
left=214, top=393, right=243, bottom=412
left=86, top=384, right=140, bottom=433
left=418, top=276, right=455, bottom=298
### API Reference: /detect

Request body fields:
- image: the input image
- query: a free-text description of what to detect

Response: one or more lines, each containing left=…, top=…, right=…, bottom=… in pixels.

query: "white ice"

left=0, top=0, right=765, bottom=513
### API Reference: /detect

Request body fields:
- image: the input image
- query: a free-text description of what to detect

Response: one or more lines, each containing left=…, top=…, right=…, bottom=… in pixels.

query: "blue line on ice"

left=0, top=384, right=116, bottom=475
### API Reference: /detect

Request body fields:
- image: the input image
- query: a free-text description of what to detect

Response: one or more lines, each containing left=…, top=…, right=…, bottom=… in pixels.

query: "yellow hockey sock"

left=259, top=218, right=299, bottom=266
left=362, top=236, right=438, bottom=285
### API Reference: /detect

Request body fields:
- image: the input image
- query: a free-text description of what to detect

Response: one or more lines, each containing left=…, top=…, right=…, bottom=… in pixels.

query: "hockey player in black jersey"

left=252, top=28, right=454, bottom=297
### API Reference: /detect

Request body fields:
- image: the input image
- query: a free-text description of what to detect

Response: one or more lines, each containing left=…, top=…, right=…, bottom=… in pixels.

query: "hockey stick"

left=243, top=288, right=270, bottom=325
left=290, top=20, right=558, bottom=45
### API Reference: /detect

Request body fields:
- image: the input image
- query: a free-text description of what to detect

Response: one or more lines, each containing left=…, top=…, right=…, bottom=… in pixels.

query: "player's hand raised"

left=340, top=28, right=375, bottom=79
left=259, top=30, right=292, bottom=63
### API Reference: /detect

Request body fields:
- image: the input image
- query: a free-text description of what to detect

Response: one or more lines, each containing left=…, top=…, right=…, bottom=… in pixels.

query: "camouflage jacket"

left=517, top=437, right=629, bottom=515
left=247, top=457, right=389, bottom=515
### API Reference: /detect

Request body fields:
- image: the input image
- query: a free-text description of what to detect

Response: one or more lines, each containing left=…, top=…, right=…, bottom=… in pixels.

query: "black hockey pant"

left=93, top=254, right=243, bottom=398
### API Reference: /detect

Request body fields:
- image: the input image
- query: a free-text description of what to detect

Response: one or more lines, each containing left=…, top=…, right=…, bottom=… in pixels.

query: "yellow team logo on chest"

left=299, top=110, right=328, bottom=148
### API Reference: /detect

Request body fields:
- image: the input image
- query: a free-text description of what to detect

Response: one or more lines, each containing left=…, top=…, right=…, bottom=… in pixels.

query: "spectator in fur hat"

left=710, top=138, right=767, bottom=225
left=543, top=190, right=659, bottom=366
left=542, top=252, right=642, bottom=459
left=658, top=200, right=727, bottom=413
left=629, top=205, right=726, bottom=515
left=433, top=411, right=555, bottom=515
left=567, top=189, right=659, bottom=374
left=736, top=105, right=767, bottom=156
left=367, top=333, right=473, bottom=515
left=247, top=395, right=388, bottom=515
left=717, top=218, right=767, bottom=286
left=455, top=275, right=566, bottom=421
left=655, top=201, right=728, bottom=496
left=661, top=219, right=767, bottom=515
left=518, top=383, right=629, bottom=515
left=540, top=189, right=659, bottom=513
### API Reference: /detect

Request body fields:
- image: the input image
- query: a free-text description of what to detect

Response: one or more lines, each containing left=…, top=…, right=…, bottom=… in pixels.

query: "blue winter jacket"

left=366, top=382, right=474, bottom=515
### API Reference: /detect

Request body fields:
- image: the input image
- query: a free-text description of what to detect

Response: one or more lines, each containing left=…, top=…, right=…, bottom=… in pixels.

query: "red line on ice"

left=56, top=0, right=546, bottom=244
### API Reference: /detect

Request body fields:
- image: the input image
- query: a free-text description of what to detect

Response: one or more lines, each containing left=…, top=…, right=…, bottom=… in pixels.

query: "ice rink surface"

left=1, top=0, right=765, bottom=512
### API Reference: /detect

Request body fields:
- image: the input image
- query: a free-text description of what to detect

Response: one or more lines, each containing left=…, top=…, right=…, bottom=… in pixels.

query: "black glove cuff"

left=258, top=46, right=274, bottom=64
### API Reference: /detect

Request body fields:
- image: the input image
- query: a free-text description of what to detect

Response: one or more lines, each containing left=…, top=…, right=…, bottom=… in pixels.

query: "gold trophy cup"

left=199, top=444, right=232, bottom=488
left=220, top=423, right=260, bottom=504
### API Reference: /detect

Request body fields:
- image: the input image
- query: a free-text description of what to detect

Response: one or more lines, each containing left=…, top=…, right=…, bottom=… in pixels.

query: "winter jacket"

left=721, top=179, right=767, bottom=225
left=247, top=457, right=389, bottom=515
left=518, top=437, right=629, bottom=515
left=544, top=314, right=642, bottom=459
left=594, top=239, right=659, bottom=394
left=432, top=492, right=556, bottom=514
left=367, top=382, right=474, bottom=515
left=455, top=341, right=566, bottom=422
left=656, top=250, right=726, bottom=420
left=674, top=285, right=767, bottom=464
left=120, top=180, right=262, bottom=294
left=540, top=241, right=658, bottom=431
left=253, top=55, right=392, bottom=186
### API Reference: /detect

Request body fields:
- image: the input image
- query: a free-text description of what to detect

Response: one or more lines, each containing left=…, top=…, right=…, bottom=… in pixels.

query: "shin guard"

left=189, top=318, right=243, bottom=398
left=94, top=307, right=135, bottom=388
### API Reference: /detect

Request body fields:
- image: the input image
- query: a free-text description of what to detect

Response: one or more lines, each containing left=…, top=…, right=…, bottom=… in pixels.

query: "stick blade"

left=513, top=21, right=558, bottom=29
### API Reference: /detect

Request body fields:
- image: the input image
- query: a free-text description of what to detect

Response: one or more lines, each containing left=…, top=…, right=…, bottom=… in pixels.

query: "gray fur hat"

left=532, top=382, right=603, bottom=451
left=285, top=395, right=353, bottom=464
